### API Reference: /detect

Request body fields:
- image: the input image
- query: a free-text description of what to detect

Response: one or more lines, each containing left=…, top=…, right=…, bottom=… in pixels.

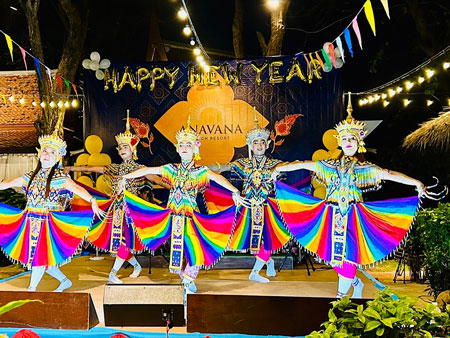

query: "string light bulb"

left=425, top=69, right=435, bottom=79
left=266, top=0, right=280, bottom=10
left=19, top=98, right=25, bottom=105
left=405, top=81, right=414, bottom=90
left=40, top=101, right=46, bottom=108
left=177, top=7, right=187, bottom=20
left=374, top=94, right=380, bottom=101
left=193, top=47, right=201, bottom=56
left=49, top=101, right=55, bottom=108
left=71, top=99, right=79, bottom=108
left=388, top=89, right=396, bottom=97
left=426, top=99, right=433, bottom=106
left=368, top=96, right=374, bottom=103
left=64, top=101, right=70, bottom=108
left=57, top=101, right=63, bottom=108
left=381, top=93, right=387, bottom=99
left=403, top=99, right=411, bottom=107
left=383, top=100, right=389, bottom=107
left=443, top=62, right=450, bottom=70
left=8, top=95, right=14, bottom=102
left=204, top=65, right=210, bottom=72
left=418, top=76, right=425, bottom=84
left=183, top=25, right=192, bottom=36
left=396, top=86, right=403, bottom=93
left=196, top=55, right=204, bottom=63
left=190, top=37, right=195, bottom=46
left=32, top=100, right=37, bottom=106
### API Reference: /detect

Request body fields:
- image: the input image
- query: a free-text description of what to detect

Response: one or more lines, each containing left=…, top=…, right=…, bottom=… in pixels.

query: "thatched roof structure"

left=403, top=111, right=450, bottom=151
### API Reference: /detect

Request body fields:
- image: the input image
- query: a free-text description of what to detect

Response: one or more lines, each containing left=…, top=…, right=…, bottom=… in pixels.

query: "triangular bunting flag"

left=72, top=83, right=78, bottom=96
left=352, top=17, right=363, bottom=50
left=19, top=47, right=27, bottom=70
left=34, top=57, right=42, bottom=80
left=1, top=95, right=6, bottom=104
left=315, top=51, right=325, bottom=70
left=380, top=0, right=390, bottom=19
left=328, top=43, right=336, bottom=68
left=364, top=0, right=376, bottom=36
left=344, top=28, right=354, bottom=57
left=56, top=73, right=63, bottom=93
left=336, top=37, right=345, bottom=63
left=303, top=54, right=310, bottom=69
left=321, top=49, right=331, bottom=70
left=4, top=34, right=13, bottom=62
left=64, top=79, right=70, bottom=89
left=46, top=67, right=53, bottom=89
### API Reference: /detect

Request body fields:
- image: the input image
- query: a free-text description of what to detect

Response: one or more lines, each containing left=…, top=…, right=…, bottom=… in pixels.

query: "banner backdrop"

left=84, top=56, right=343, bottom=174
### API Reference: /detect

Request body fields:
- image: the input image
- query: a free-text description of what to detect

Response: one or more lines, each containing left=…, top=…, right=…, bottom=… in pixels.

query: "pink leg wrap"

left=333, top=261, right=357, bottom=280
left=255, top=248, right=271, bottom=263
left=117, top=243, right=134, bottom=261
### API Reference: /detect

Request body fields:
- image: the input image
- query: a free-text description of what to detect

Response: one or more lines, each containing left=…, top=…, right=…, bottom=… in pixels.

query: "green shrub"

left=307, top=289, right=450, bottom=338
left=405, top=202, right=450, bottom=299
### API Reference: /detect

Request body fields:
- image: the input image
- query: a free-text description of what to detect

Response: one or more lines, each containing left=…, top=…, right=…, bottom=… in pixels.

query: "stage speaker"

left=0, top=290, right=98, bottom=330
left=103, top=284, right=185, bottom=327
left=187, top=294, right=368, bottom=336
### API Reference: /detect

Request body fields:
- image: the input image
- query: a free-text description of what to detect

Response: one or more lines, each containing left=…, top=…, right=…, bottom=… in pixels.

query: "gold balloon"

left=87, top=153, right=105, bottom=166
left=188, top=64, right=201, bottom=87
left=117, top=66, right=137, bottom=91
left=137, top=67, right=150, bottom=92
left=164, top=66, right=180, bottom=89
left=312, top=177, right=323, bottom=189
left=96, top=174, right=112, bottom=195
left=331, top=149, right=342, bottom=159
left=150, top=68, right=164, bottom=91
left=205, top=65, right=220, bottom=86
left=322, top=129, right=339, bottom=151
left=85, top=135, right=103, bottom=154
left=221, top=62, right=243, bottom=85
left=309, top=58, right=323, bottom=80
left=312, top=149, right=329, bottom=161
left=100, top=153, right=112, bottom=166
left=313, top=186, right=326, bottom=199
left=250, top=61, right=268, bottom=86
left=75, top=153, right=89, bottom=166
left=286, top=57, right=307, bottom=82
left=77, top=175, right=93, bottom=187
left=103, top=68, right=118, bottom=92
left=268, top=61, right=284, bottom=84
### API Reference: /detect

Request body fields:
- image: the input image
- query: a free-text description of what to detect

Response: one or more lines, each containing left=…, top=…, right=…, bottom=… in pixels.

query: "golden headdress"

left=335, top=93, right=367, bottom=153
left=37, top=110, right=67, bottom=164
left=246, top=107, right=271, bottom=158
left=115, top=109, right=140, bottom=160
left=175, top=116, right=201, bottom=160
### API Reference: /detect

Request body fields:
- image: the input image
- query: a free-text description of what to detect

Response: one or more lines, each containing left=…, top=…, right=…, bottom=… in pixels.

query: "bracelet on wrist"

left=215, top=162, right=221, bottom=170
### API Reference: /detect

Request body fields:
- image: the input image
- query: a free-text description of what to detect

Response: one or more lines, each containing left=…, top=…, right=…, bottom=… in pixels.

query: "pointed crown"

left=175, top=115, right=199, bottom=144
left=246, top=107, right=270, bottom=146
left=38, top=110, right=67, bottom=159
left=335, top=93, right=367, bottom=153
left=115, top=109, right=139, bottom=147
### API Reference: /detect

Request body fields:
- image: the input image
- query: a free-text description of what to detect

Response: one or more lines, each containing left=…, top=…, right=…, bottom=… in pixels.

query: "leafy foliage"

left=405, top=202, right=450, bottom=299
left=0, top=188, right=26, bottom=209
left=307, top=289, right=450, bottom=338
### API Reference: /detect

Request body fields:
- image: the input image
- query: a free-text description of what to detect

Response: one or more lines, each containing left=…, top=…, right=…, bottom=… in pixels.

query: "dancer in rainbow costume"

left=66, top=110, right=162, bottom=284
left=273, top=96, right=425, bottom=298
left=122, top=118, right=245, bottom=293
left=209, top=116, right=291, bottom=283
left=0, top=127, right=103, bottom=291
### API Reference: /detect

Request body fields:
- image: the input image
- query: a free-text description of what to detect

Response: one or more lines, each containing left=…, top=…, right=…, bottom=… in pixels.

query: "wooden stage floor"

left=0, top=255, right=427, bottom=333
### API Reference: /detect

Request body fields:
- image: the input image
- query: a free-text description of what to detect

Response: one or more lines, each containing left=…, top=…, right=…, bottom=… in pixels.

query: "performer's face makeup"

left=40, top=147, right=58, bottom=168
left=177, top=141, right=194, bottom=161
left=340, top=134, right=358, bottom=156
left=251, top=139, right=267, bottom=156
left=117, top=143, right=132, bottom=161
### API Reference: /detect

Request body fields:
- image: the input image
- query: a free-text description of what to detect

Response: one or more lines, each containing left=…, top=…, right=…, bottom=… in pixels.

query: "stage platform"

left=0, top=255, right=391, bottom=337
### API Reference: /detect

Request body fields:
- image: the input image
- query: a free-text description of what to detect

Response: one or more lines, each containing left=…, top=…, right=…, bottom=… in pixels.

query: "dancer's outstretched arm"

left=0, top=176, right=23, bottom=190
left=380, top=169, right=425, bottom=196
left=207, top=163, right=232, bottom=173
left=123, top=166, right=163, bottom=179
left=271, top=160, right=317, bottom=180
left=65, top=166, right=104, bottom=174
left=66, top=178, right=106, bottom=218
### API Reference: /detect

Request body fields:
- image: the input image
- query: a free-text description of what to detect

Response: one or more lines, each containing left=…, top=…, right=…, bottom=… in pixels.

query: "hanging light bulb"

left=183, top=25, right=192, bottom=36
left=374, top=94, right=381, bottom=101
left=403, top=99, right=411, bottom=107
left=396, top=86, right=403, bottom=93
left=204, top=65, right=211, bottom=72
left=405, top=81, right=414, bottom=90
left=71, top=99, right=79, bottom=108
left=359, top=99, right=364, bottom=106
left=19, top=98, right=25, bottom=105
left=40, top=101, right=46, bottom=108
left=193, top=47, right=201, bottom=56
left=368, top=96, right=374, bottom=103
left=426, top=99, right=434, bottom=106
left=49, top=101, right=56, bottom=108
left=177, top=7, right=187, bottom=20
left=381, top=93, right=387, bottom=99
left=64, top=101, right=70, bottom=108
left=57, top=101, right=63, bottom=108
left=190, top=37, right=196, bottom=46
left=32, top=100, right=37, bottom=106
left=418, top=76, right=425, bottom=84
left=425, top=69, right=435, bottom=79
left=383, top=100, right=389, bottom=107
left=196, top=55, right=204, bottom=63
left=8, top=95, right=14, bottom=102
left=443, top=62, right=450, bottom=70
left=266, top=0, right=280, bottom=10
left=388, top=89, right=396, bottom=97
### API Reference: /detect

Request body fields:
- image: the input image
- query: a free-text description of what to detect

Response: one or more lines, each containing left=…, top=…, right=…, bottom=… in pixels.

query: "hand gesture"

left=90, top=198, right=106, bottom=219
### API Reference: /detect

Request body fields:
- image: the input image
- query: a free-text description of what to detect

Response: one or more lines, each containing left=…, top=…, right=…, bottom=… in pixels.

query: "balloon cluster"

left=74, top=135, right=112, bottom=195
left=82, top=51, right=111, bottom=81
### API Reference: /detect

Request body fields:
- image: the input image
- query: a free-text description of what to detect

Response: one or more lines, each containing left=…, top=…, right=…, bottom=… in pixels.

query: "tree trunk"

left=232, top=0, right=244, bottom=58
left=265, top=0, right=291, bottom=57
left=18, top=0, right=88, bottom=136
